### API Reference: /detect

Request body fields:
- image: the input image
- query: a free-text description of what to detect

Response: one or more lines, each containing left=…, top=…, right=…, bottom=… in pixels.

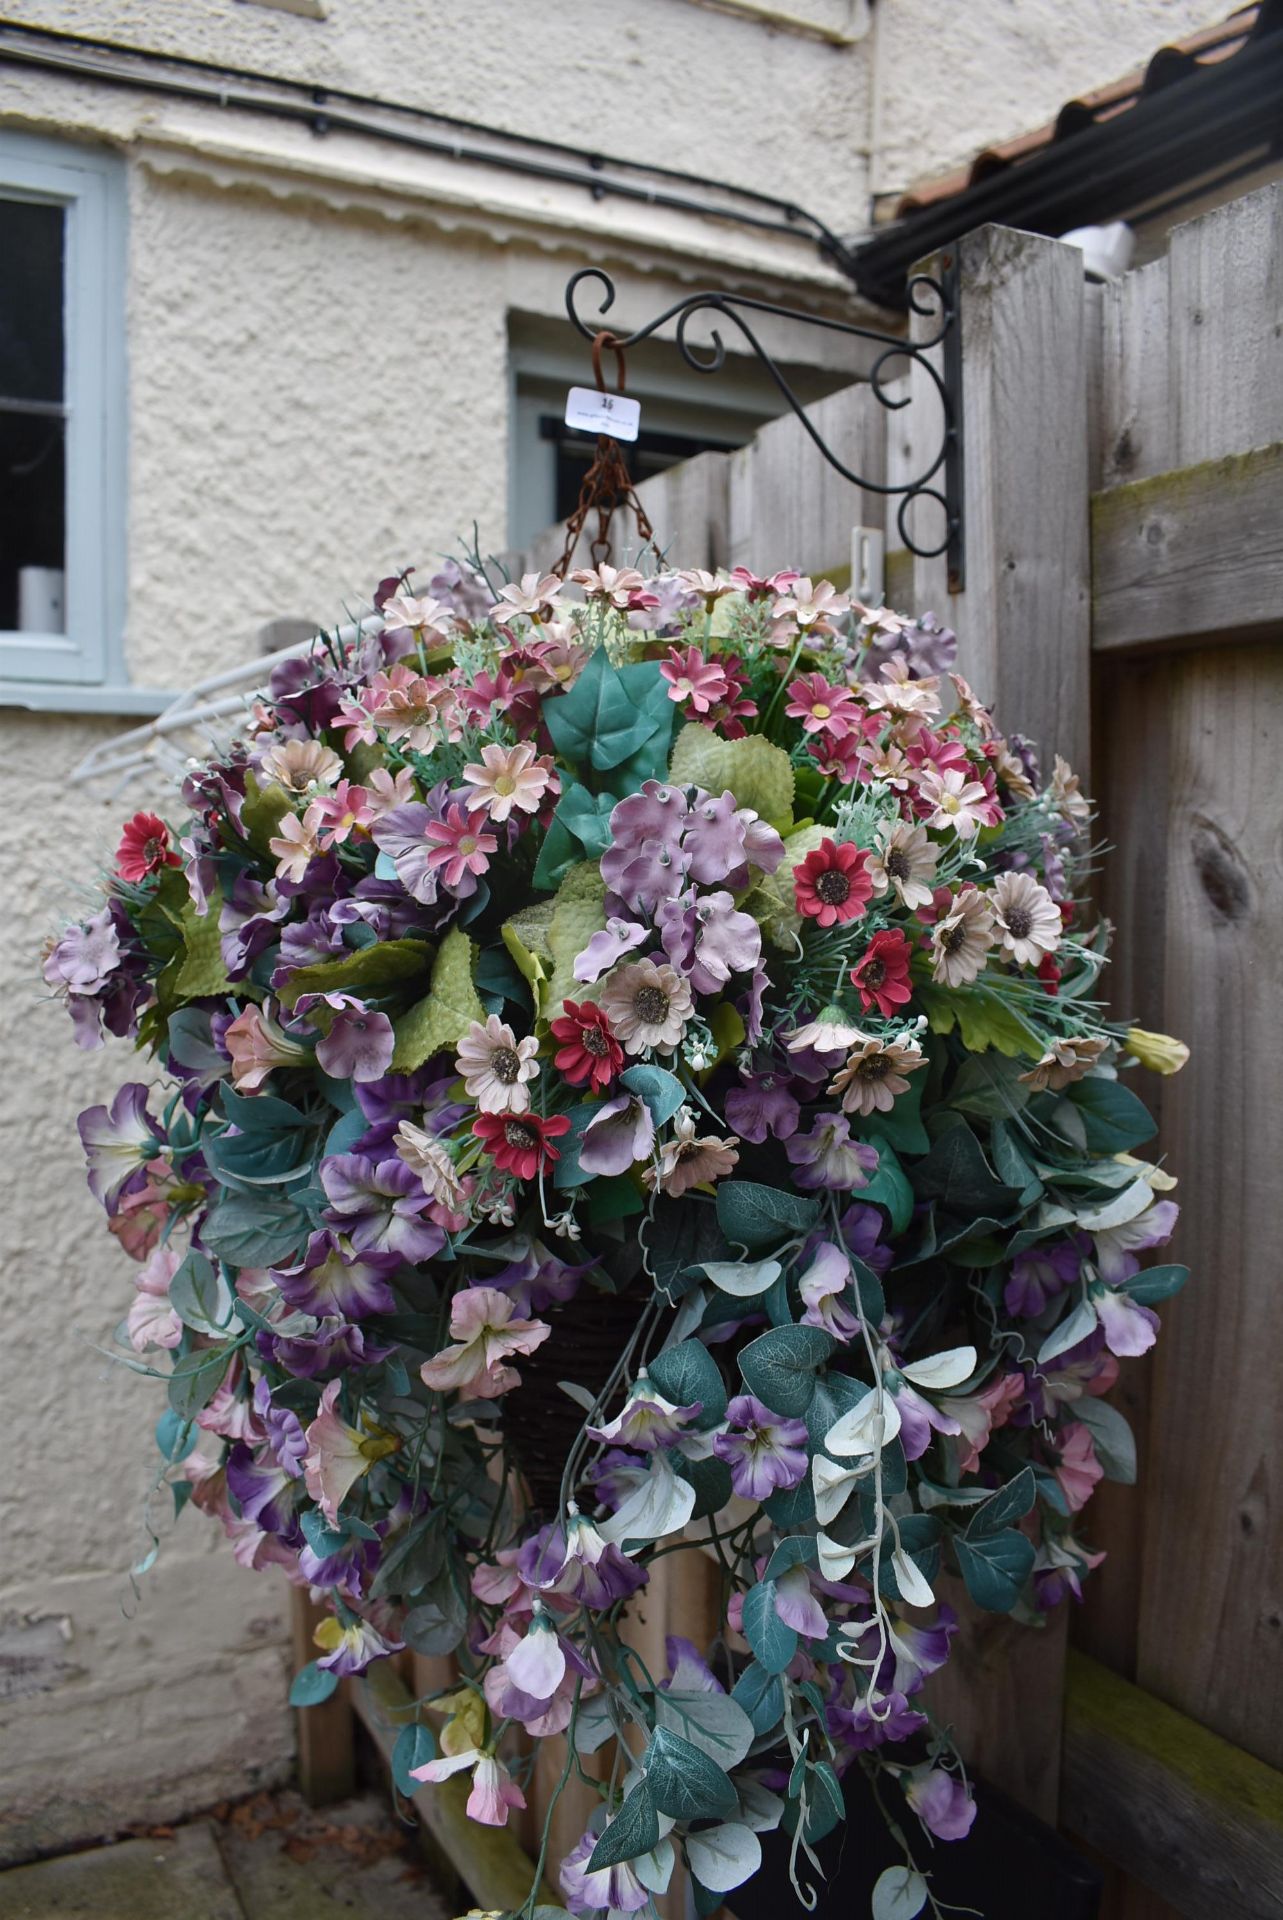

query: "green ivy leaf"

left=648, top=1338, right=727, bottom=1429
left=965, top=1465, right=1037, bottom=1539
left=587, top=1782, right=661, bottom=1871
left=644, top=1727, right=737, bottom=1821
left=175, top=888, right=230, bottom=999
left=916, top=981, right=1045, bottom=1058
left=909, top=1121, right=1022, bottom=1220
left=954, top=1526, right=1035, bottom=1612
left=289, top=1660, right=339, bottom=1707
left=653, top=1691, right=754, bottom=1770
left=738, top=1324, right=833, bottom=1417
left=620, top=1063, right=686, bottom=1127
left=543, top=649, right=670, bottom=772
left=391, top=928, right=483, bottom=1070
left=669, top=724, right=794, bottom=823
left=280, top=937, right=432, bottom=1009
left=731, top=1660, right=784, bottom=1737
left=741, top=1580, right=797, bottom=1675
left=391, top=1723, right=437, bottom=1797
left=716, top=1180, right=820, bottom=1252
left=1124, top=1262, right=1189, bottom=1305
left=1062, top=1076, right=1158, bottom=1152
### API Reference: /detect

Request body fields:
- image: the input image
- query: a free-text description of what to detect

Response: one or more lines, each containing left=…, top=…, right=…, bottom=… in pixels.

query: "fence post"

left=909, top=225, right=1093, bottom=1824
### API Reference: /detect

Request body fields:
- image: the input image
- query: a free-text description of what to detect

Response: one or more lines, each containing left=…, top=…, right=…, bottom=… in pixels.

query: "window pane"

left=0, top=410, right=65, bottom=632
left=0, top=197, right=64, bottom=403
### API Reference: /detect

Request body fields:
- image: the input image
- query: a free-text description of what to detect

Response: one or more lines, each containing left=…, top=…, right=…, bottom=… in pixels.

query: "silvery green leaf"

left=598, top=1456, right=695, bottom=1548
left=633, top=1838, right=675, bottom=1896
left=654, top=1690, right=754, bottom=1770
left=686, top=1823, right=762, bottom=1894
left=1037, top=1296, right=1099, bottom=1365
left=573, top=1695, right=618, bottom=1755
left=872, top=1865, right=928, bottom=1919
left=1075, top=1175, right=1155, bottom=1231
left=735, top=1775, right=786, bottom=1833
left=824, top=1386, right=901, bottom=1458
left=891, top=1546, right=935, bottom=1608
left=1073, top=1396, right=1138, bottom=1483
left=701, top=1257, right=783, bottom=1298
left=557, top=1379, right=599, bottom=1414
left=899, top=1344, right=977, bottom=1392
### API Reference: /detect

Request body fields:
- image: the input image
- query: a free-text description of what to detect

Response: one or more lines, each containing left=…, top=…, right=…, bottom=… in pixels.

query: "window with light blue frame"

left=0, top=129, right=134, bottom=711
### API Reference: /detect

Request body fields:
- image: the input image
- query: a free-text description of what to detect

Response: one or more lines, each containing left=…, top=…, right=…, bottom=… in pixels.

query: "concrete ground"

left=0, top=1790, right=453, bottom=1920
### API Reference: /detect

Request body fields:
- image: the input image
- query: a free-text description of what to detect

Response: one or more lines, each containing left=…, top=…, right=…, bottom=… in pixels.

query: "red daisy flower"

left=1036, top=953, right=1062, bottom=996
left=850, top=928, right=914, bottom=1017
left=116, top=812, right=181, bottom=884
left=794, top=839, right=874, bottom=929
left=549, top=999, right=624, bottom=1092
left=473, top=1109, right=571, bottom=1180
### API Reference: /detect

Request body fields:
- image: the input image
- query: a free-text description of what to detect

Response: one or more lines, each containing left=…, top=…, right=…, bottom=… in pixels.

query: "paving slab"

left=0, top=1820, right=241, bottom=1920
left=215, top=1790, right=449, bottom=1920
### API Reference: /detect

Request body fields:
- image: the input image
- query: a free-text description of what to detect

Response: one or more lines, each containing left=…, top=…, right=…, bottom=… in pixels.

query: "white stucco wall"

left=0, top=0, right=1237, bottom=1860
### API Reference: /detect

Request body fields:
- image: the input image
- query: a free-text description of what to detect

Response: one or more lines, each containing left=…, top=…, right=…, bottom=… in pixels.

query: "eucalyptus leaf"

left=391, top=1722, right=437, bottom=1796
left=289, top=1660, right=339, bottom=1707
left=716, top=1181, right=820, bottom=1252
left=1125, top=1262, right=1190, bottom=1306
left=167, top=1345, right=231, bottom=1419
left=954, top=1526, right=1035, bottom=1612
left=730, top=1660, right=784, bottom=1737
left=647, top=1338, right=727, bottom=1430
left=685, top=1824, right=762, bottom=1894
left=653, top=1690, right=754, bottom=1770
left=1037, top=1296, right=1099, bottom=1365
left=701, top=1257, right=782, bottom=1299
left=872, top=1865, right=928, bottom=1920
left=1072, top=1396, right=1138, bottom=1483
left=741, top=1580, right=797, bottom=1675
left=965, top=1465, right=1037, bottom=1539
left=619, top=1063, right=686, bottom=1127
left=738, top=1324, right=833, bottom=1418
left=169, top=1251, right=234, bottom=1336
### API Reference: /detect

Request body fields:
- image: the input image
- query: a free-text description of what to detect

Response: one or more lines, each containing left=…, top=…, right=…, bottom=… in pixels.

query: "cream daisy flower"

left=597, top=960, right=693, bottom=1056
left=828, top=1035, right=926, bottom=1116
left=917, top=766, right=991, bottom=839
left=862, top=657, right=942, bottom=723
left=460, top=741, right=555, bottom=823
left=394, top=1120, right=471, bottom=1214
left=259, top=738, right=343, bottom=794
left=989, top=871, right=1062, bottom=966
left=643, top=1106, right=739, bottom=1197
left=488, top=571, right=564, bottom=624
left=867, top=819, right=939, bottom=911
left=785, top=1010, right=864, bottom=1055
left=1051, top=754, right=1092, bottom=827
left=455, top=1015, right=540, bottom=1114
left=1019, top=1035, right=1109, bottom=1091
left=931, top=885, right=996, bottom=986
left=991, top=740, right=1036, bottom=801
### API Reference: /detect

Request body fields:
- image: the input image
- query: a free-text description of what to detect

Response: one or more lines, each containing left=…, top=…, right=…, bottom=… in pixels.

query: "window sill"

left=0, top=681, right=179, bottom=717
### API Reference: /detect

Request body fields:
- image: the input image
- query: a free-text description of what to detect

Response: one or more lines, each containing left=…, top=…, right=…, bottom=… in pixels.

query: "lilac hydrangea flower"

left=573, top=916, right=650, bottom=984
left=712, top=1393, right=808, bottom=1500
left=321, top=1151, right=445, bottom=1261
left=43, top=907, right=121, bottom=994
left=692, top=891, right=761, bottom=991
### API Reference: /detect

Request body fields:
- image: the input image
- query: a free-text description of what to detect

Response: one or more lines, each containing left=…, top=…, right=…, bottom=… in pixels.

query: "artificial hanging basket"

left=48, top=553, right=1192, bottom=1920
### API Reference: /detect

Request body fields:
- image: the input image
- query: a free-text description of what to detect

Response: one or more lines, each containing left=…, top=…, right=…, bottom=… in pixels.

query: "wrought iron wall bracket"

left=565, top=260, right=965, bottom=592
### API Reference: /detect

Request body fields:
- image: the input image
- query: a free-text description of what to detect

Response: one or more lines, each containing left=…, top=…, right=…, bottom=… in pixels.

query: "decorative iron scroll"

left=565, top=260, right=965, bottom=592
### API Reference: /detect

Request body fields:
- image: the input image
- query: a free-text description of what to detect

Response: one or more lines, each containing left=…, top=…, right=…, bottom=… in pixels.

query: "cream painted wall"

left=0, top=0, right=1235, bottom=1860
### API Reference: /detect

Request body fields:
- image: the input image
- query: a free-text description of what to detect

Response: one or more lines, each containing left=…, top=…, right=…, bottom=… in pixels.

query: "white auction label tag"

left=564, top=386, right=641, bottom=442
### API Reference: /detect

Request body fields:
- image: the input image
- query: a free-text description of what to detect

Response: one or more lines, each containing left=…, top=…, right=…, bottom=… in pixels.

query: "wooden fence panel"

left=726, top=380, right=886, bottom=576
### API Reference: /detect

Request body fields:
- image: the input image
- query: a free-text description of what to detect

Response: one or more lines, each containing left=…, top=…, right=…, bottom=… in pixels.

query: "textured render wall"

left=0, top=720, right=295, bottom=1863
left=0, top=0, right=875, bottom=233
left=0, top=0, right=1241, bottom=1862
left=872, top=0, right=1236, bottom=201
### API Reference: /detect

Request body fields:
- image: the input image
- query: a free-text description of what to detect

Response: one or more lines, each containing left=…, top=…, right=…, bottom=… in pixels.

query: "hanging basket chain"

left=553, top=328, right=655, bottom=579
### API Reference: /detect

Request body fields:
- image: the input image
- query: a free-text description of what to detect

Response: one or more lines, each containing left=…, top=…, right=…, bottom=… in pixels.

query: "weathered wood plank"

left=1132, top=644, right=1283, bottom=1766
left=289, top=1586, right=356, bottom=1806
left=1092, top=443, right=1283, bottom=652
left=354, top=1658, right=556, bottom=1912
left=1098, top=257, right=1173, bottom=490
left=923, top=1582, right=1067, bottom=1826
left=1061, top=1650, right=1283, bottom=1920
left=907, top=226, right=1092, bottom=1823
left=1169, top=181, right=1283, bottom=469
left=727, top=380, right=887, bottom=575
left=911, top=226, right=1092, bottom=781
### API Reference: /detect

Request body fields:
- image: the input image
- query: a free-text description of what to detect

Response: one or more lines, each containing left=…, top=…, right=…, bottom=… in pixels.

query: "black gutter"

left=849, top=0, right=1283, bottom=309
left=0, top=18, right=862, bottom=282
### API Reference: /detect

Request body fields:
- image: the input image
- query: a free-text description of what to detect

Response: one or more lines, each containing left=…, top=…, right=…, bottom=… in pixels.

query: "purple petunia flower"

left=1005, top=1240, right=1081, bottom=1317
left=252, top=1375, right=308, bottom=1479
left=786, top=1115, right=879, bottom=1192
left=905, top=1765, right=977, bottom=1842
left=257, top=1316, right=382, bottom=1378
left=724, top=1071, right=800, bottom=1144
left=321, top=1151, right=445, bottom=1262
left=226, top=1441, right=300, bottom=1534
left=577, top=1093, right=655, bottom=1178
left=273, top=1230, right=398, bottom=1320
left=77, top=1083, right=161, bottom=1213
left=713, top=1393, right=808, bottom=1500
left=518, top=1515, right=647, bottom=1610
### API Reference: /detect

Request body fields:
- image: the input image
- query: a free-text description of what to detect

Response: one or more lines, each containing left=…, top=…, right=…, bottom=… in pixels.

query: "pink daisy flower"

left=785, top=672, right=862, bottom=739
left=659, top=645, right=731, bottom=714
left=423, top=804, right=498, bottom=888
